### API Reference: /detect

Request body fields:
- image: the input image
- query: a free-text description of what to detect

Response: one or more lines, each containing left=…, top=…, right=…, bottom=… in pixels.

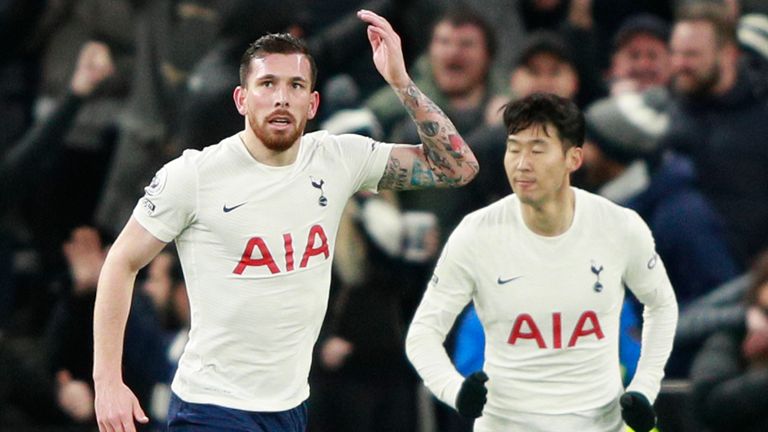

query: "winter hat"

left=584, top=88, right=670, bottom=164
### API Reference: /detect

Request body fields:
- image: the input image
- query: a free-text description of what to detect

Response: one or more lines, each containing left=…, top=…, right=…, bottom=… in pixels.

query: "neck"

left=239, top=128, right=300, bottom=167
left=448, top=84, right=486, bottom=111
left=520, top=187, right=576, bottom=236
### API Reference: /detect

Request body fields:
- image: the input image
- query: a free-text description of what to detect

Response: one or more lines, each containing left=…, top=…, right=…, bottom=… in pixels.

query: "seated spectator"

left=690, top=250, right=768, bottom=432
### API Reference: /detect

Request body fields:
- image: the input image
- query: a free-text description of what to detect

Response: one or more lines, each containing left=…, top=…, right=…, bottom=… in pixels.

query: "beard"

left=674, top=62, right=721, bottom=98
left=248, top=113, right=305, bottom=152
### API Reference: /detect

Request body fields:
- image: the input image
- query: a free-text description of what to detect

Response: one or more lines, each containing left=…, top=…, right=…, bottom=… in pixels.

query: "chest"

left=186, top=164, right=351, bottom=274
left=472, top=234, right=626, bottom=324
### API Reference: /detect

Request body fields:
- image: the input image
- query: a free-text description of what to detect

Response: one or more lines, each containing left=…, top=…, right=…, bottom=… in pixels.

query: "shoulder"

left=454, top=195, right=515, bottom=237
left=576, top=188, right=642, bottom=232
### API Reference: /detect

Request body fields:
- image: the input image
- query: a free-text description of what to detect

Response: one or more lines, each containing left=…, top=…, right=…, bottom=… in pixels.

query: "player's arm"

left=93, top=217, right=167, bottom=432
left=357, top=9, right=479, bottom=190
left=405, top=228, right=485, bottom=416
left=621, top=212, right=679, bottom=432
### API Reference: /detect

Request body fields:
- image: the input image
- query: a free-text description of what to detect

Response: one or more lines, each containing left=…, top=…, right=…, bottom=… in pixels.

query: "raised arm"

left=93, top=217, right=167, bottom=432
left=357, top=9, right=479, bottom=190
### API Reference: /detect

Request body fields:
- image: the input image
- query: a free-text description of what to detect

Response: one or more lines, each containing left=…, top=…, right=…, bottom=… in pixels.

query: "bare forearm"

left=92, top=254, right=139, bottom=384
left=394, top=81, right=479, bottom=187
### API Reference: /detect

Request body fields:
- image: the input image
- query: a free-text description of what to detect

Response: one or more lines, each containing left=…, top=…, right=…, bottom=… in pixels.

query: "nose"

left=516, top=151, right=532, bottom=171
left=274, top=85, right=289, bottom=107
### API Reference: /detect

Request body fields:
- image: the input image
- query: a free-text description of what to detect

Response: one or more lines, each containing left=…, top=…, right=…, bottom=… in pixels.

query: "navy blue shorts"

left=167, top=392, right=308, bottom=431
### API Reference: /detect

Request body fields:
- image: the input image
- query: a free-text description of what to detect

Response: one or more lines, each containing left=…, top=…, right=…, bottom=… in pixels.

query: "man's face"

left=511, top=52, right=579, bottom=99
left=235, top=53, right=319, bottom=151
left=611, top=33, right=671, bottom=91
left=505, top=123, right=582, bottom=207
left=429, top=21, right=491, bottom=97
left=670, top=21, right=722, bottom=96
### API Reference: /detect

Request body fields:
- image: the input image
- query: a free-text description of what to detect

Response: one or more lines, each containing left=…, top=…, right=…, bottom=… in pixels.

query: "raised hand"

left=357, top=9, right=410, bottom=88
left=70, top=41, right=115, bottom=97
left=62, top=226, right=106, bottom=294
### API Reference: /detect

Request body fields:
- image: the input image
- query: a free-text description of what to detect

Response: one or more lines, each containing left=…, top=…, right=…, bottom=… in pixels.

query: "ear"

left=307, top=90, right=320, bottom=120
left=566, top=146, right=583, bottom=173
left=233, top=86, right=247, bottom=116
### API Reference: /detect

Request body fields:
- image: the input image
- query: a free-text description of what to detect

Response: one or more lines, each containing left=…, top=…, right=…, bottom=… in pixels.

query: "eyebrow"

left=255, top=74, right=309, bottom=83
left=506, top=137, right=549, bottom=145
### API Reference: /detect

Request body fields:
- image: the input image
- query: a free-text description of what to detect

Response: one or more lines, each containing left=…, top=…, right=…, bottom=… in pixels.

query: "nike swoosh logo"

left=223, top=202, right=247, bottom=213
left=497, top=276, right=523, bottom=285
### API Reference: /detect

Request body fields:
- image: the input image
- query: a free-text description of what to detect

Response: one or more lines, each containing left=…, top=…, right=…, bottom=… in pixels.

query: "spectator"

left=662, top=2, right=768, bottom=266
left=690, top=250, right=768, bottom=432
left=608, top=14, right=671, bottom=95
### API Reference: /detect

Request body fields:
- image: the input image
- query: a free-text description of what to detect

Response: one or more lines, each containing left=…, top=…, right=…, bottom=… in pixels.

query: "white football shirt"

left=406, top=188, right=678, bottom=431
left=133, top=131, right=393, bottom=411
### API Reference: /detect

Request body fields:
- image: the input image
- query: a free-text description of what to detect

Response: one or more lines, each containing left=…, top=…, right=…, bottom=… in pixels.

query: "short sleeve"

left=335, top=134, right=394, bottom=193
left=132, top=152, right=198, bottom=242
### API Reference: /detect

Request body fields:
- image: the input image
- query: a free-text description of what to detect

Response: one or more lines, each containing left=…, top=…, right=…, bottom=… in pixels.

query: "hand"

left=456, top=371, right=488, bottom=418
left=95, top=380, right=149, bottom=432
left=62, top=226, right=106, bottom=294
left=620, top=391, right=656, bottom=432
left=357, top=9, right=410, bottom=88
left=70, top=41, right=115, bottom=97
left=320, top=336, right=354, bottom=370
left=56, top=370, right=94, bottom=422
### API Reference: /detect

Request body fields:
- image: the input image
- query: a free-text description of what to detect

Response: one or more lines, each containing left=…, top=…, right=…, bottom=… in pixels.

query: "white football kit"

left=406, top=188, right=678, bottom=432
left=133, top=131, right=393, bottom=411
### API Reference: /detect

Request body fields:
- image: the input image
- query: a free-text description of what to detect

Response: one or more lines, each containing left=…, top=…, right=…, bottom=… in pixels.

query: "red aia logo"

left=233, top=225, right=329, bottom=274
left=507, top=311, right=604, bottom=348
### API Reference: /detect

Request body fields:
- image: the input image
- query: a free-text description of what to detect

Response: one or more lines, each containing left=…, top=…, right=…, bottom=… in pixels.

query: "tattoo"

left=410, top=159, right=436, bottom=187
left=390, top=80, right=479, bottom=189
left=379, top=156, right=409, bottom=190
left=420, top=121, right=440, bottom=137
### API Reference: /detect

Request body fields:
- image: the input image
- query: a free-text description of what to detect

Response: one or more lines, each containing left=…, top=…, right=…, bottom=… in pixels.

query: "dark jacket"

left=661, top=65, right=768, bottom=265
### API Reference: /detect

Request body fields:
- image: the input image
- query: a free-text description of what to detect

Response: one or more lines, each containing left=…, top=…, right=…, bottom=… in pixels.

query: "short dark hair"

left=503, top=93, right=585, bottom=150
left=434, top=5, right=497, bottom=59
left=676, top=2, right=737, bottom=47
left=239, top=33, right=317, bottom=89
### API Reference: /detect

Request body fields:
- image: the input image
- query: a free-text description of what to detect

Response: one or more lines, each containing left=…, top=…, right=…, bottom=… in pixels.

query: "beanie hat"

left=584, top=88, right=670, bottom=164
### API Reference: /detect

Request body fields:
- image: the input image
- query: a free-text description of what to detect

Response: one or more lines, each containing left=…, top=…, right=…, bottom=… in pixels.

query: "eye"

left=261, top=81, right=273, bottom=88
left=292, top=82, right=305, bottom=89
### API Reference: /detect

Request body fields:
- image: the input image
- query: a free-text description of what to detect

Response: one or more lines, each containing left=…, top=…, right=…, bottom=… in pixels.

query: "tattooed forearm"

left=392, top=80, right=479, bottom=188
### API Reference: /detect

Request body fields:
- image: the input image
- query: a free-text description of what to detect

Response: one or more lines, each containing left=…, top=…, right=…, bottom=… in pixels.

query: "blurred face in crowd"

left=429, top=21, right=491, bottom=98
left=611, top=33, right=671, bottom=91
left=234, top=53, right=319, bottom=151
left=670, top=21, right=723, bottom=96
left=505, top=123, right=582, bottom=208
left=511, top=52, right=579, bottom=100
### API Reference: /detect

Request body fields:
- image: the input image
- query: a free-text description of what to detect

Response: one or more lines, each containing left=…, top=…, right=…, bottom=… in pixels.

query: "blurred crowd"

left=1, top=0, right=767, bottom=431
